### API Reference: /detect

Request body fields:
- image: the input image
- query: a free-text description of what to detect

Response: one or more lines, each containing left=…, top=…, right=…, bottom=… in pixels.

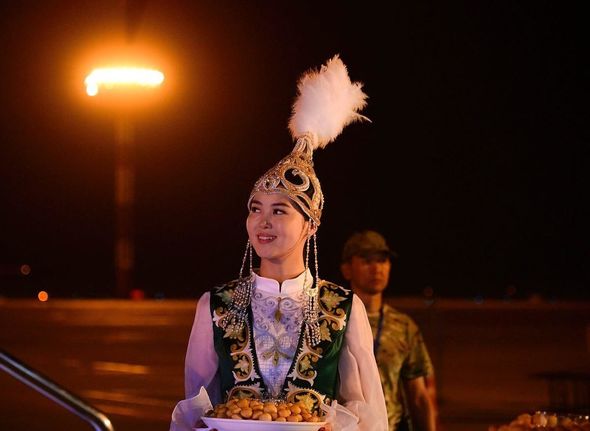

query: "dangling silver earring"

left=239, top=239, right=253, bottom=279
left=303, top=222, right=321, bottom=346
left=313, top=231, right=319, bottom=290
left=249, top=239, right=253, bottom=275
left=304, top=228, right=310, bottom=286
left=221, top=239, right=253, bottom=335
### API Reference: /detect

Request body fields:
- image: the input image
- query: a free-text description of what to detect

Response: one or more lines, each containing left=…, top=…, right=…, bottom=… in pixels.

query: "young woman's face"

left=246, top=192, right=310, bottom=263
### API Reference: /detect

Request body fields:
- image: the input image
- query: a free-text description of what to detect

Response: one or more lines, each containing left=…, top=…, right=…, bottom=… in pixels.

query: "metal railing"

left=0, top=348, right=114, bottom=431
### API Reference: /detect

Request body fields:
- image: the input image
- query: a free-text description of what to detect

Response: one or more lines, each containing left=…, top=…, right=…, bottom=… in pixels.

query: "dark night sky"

left=0, top=2, right=587, bottom=300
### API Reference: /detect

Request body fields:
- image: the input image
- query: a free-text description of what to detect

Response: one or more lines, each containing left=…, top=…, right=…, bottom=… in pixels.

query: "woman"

left=170, top=55, right=388, bottom=431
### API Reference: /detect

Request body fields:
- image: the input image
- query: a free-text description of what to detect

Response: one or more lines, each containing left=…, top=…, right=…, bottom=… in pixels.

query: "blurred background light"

left=84, top=67, right=164, bottom=96
left=19, top=265, right=31, bottom=276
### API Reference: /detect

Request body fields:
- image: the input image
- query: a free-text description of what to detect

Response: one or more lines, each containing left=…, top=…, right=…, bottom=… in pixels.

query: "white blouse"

left=171, top=270, right=388, bottom=431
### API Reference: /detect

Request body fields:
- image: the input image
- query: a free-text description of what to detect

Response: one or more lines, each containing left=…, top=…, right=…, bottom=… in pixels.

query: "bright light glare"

left=38, top=291, right=49, bottom=302
left=85, top=67, right=164, bottom=96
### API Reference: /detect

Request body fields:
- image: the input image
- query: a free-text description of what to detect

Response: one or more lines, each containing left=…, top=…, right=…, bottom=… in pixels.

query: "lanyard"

left=373, top=304, right=385, bottom=355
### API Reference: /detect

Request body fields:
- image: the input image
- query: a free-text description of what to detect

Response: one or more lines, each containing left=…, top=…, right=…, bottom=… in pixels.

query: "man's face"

left=341, top=254, right=391, bottom=295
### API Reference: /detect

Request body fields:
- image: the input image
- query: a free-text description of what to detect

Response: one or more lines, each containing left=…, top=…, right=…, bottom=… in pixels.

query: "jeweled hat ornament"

left=223, top=54, right=369, bottom=346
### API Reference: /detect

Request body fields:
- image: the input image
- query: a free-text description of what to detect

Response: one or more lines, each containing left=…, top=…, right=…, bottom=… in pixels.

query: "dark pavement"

left=0, top=300, right=194, bottom=431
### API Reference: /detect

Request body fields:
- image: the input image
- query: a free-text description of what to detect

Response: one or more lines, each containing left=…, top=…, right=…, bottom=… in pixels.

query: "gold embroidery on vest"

left=213, top=288, right=259, bottom=384
left=288, top=282, right=349, bottom=387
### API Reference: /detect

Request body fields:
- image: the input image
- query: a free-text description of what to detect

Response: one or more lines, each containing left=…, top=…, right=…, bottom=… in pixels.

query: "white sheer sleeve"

left=184, top=292, right=220, bottom=402
left=332, top=294, right=388, bottom=431
left=170, top=292, right=219, bottom=431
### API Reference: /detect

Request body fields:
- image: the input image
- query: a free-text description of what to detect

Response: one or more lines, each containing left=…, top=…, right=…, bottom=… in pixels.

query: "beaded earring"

left=221, top=239, right=253, bottom=335
left=303, top=223, right=321, bottom=346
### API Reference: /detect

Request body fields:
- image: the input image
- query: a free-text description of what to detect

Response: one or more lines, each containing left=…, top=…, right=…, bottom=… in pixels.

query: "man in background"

left=340, top=230, right=438, bottom=431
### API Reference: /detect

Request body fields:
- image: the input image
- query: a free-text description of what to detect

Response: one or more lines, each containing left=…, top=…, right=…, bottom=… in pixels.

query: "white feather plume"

left=288, top=54, right=369, bottom=150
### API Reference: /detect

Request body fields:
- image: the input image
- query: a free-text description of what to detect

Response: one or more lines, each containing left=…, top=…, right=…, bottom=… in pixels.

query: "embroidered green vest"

left=209, top=278, right=353, bottom=413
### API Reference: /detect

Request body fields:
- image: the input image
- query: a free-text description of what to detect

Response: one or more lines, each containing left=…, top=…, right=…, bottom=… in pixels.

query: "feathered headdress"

left=248, top=54, right=369, bottom=225
left=288, top=54, right=369, bottom=149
